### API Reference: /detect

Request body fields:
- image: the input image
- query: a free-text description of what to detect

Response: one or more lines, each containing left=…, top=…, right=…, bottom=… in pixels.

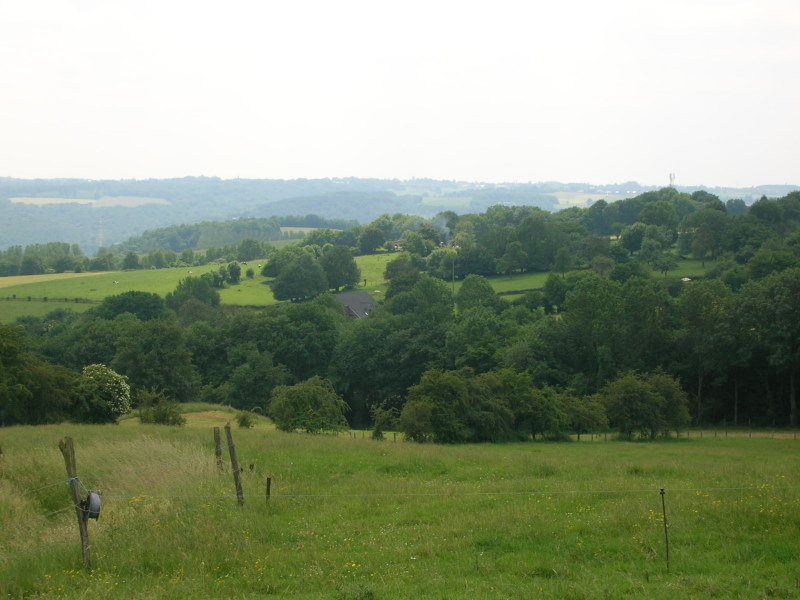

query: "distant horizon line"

left=1, top=174, right=798, bottom=190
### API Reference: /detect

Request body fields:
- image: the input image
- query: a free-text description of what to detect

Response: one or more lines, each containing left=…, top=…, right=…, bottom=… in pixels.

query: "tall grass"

left=2, top=421, right=798, bottom=599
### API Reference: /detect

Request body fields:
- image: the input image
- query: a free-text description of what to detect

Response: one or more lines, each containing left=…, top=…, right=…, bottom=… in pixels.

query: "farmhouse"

left=333, top=291, right=376, bottom=319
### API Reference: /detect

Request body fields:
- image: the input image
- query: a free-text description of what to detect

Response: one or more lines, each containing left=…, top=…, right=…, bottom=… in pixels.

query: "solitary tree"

left=319, top=245, right=360, bottom=291
left=358, top=226, right=386, bottom=254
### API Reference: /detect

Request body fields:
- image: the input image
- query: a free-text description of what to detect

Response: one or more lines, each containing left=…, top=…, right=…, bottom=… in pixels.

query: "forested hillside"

left=5, top=176, right=795, bottom=254
left=3, top=187, right=800, bottom=439
left=0, top=177, right=566, bottom=253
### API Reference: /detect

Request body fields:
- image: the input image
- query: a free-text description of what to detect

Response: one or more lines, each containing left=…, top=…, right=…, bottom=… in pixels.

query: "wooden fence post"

left=224, top=423, right=244, bottom=506
left=660, top=488, right=670, bottom=572
left=58, top=437, right=92, bottom=570
left=213, top=427, right=224, bottom=471
left=266, top=477, right=272, bottom=504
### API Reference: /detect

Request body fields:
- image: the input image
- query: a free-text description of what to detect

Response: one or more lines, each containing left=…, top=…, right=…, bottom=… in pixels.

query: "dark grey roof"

left=334, top=291, right=377, bottom=319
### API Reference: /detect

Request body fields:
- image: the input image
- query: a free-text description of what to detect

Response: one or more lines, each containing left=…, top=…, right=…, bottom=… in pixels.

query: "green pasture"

left=671, top=259, right=711, bottom=279
left=2, top=418, right=798, bottom=599
left=490, top=272, right=550, bottom=294
left=218, top=275, right=278, bottom=307
left=0, top=255, right=712, bottom=323
left=356, top=253, right=392, bottom=291
left=0, top=265, right=221, bottom=303
left=0, top=300, right=95, bottom=323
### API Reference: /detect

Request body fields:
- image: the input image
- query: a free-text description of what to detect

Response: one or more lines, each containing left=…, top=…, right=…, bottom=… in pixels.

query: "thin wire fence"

left=2, top=476, right=794, bottom=565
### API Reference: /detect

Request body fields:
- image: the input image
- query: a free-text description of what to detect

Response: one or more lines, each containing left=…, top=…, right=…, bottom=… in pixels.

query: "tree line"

left=0, top=215, right=352, bottom=276
left=3, top=188, right=800, bottom=439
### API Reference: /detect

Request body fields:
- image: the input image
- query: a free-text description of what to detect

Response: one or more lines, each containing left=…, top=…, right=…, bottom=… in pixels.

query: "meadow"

left=0, top=256, right=711, bottom=323
left=1, top=414, right=798, bottom=599
left=0, top=255, right=395, bottom=323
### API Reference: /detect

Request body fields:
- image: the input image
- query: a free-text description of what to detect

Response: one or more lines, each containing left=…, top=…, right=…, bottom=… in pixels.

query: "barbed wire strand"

left=16, top=476, right=93, bottom=498
left=95, top=483, right=800, bottom=501
left=20, top=479, right=73, bottom=496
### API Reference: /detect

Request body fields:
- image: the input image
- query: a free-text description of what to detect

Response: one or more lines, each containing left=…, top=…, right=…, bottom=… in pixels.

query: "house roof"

left=334, top=291, right=377, bottom=319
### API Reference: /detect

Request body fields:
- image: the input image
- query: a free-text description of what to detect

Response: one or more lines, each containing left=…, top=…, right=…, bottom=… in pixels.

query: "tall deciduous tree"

left=112, top=320, right=199, bottom=402
left=562, top=273, right=624, bottom=385
left=271, top=253, right=328, bottom=301
left=601, top=371, right=688, bottom=439
left=455, top=274, right=501, bottom=313
left=496, top=241, right=528, bottom=276
left=319, top=245, right=360, bottom=291
left=681, top=208, right=728, bottom=265
left=358, top=226, right=386, bottom=254
left=121, top=251, right=141, bottom=270
left=676, top=280, right=733, bottom=424
left=0, top=324, right=76, bottom=425
left=738, top=268, right=800, bottom=426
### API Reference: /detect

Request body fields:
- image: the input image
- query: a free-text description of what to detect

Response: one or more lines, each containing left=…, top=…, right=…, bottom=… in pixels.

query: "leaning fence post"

left=59, top=437, right=92, bottom=570
left=225, top=423, right=244, bottom=506
left=660, top=488, right=670, bottom=572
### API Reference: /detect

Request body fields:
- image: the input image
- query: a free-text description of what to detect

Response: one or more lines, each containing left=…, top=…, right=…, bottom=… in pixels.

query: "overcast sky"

left=2, top=0, right=798, bottom=187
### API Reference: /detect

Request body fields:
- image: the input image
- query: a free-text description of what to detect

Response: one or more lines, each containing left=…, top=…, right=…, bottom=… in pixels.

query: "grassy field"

left=10, top=196, right=170, bottom=208
left=0, top=265, right=222, bottom=301
left=1, top=416, right=798, bottom=600
left=0, top=255, right=710, bottom=323
left=0, top=255, right=395, bottom=322
left=0, top=299, right=96, bottom=322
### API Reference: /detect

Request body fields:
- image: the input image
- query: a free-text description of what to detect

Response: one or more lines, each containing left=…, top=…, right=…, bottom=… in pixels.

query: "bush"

left=370, top=401, right=399, bottom=441
left=269, top=376, right=349, bottom=433
left=76, top=364, right=131, bottom=423
left=137, top=388, right=186, bottom=426
left=235, top=411, right=257, bottom=428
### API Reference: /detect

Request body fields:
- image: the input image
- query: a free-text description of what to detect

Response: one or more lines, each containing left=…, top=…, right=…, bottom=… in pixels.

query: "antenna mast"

left=669, top=173, right=676, bottom=188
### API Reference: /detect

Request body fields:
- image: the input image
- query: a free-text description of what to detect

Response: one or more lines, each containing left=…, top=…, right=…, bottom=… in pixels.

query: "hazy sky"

left=2, top=0, right=798, bottom=187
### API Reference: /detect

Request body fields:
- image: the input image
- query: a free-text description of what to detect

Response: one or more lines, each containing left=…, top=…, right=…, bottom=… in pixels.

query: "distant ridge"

left=1, top=177, right=797, bottom=253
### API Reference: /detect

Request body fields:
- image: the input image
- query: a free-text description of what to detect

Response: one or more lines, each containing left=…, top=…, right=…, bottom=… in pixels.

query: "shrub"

left=75, top=364, right=131, bottom=423
left=370, top=401, right=399, bottom=441
left=137, top=388, right=186, bottom=426
left=235, top=411, right=257, bottom=428
left=269, top=376, right=349, bottom=433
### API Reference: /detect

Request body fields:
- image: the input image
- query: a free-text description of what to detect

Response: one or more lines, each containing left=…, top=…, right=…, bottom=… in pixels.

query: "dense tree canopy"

left=6, top=189, right=800, bottom=438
